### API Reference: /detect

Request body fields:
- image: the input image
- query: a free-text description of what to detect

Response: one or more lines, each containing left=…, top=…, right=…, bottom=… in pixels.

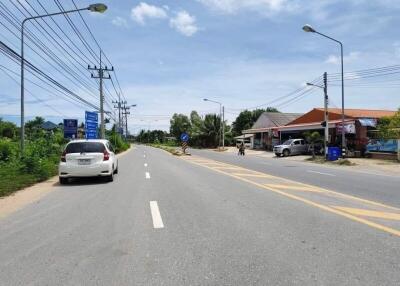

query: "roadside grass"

left=305, top=156, right=356, bottom=166
left=149, top=143, right=186, bottom=156
left=0, top=160, right=58, bottom=198
left=0, top=137, right=130, bottom=198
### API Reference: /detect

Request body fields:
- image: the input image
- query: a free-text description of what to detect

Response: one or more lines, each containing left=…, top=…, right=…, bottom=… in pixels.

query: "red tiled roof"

left=315, top=108, right=396, bottom=118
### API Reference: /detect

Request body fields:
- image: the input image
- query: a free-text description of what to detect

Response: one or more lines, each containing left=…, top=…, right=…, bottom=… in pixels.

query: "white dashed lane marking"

left=145, top=172, right=151, bottom=179
left=149, top=201, right=164, bottom=229
left=307, top=170, right=336, bottom=177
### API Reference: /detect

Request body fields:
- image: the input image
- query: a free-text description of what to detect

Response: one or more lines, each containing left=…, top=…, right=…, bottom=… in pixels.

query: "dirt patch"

left=0, top=176, right=58, bottom=219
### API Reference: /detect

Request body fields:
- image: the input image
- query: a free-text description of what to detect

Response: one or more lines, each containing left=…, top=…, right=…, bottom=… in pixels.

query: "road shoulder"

left=0, top=146, right=134, bottom=219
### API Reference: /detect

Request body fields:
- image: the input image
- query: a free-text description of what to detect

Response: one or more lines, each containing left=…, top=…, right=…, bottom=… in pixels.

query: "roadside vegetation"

left=0, top=117, right=129, bottom=197
left=134, top=108, right=280, bottom=149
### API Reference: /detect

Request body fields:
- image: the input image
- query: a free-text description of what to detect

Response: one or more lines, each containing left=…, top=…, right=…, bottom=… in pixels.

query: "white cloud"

left=169, top=11, right=198, bottom=37
left=111, top=16, right=128, bottom=28
left=197, top=0, right=298, bottom=15
left=325, top=52, right=361, bottom=64
left=131, top=2, right=168, bottom=25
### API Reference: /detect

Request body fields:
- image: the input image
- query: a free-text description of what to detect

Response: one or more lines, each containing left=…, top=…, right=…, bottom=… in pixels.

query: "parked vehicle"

left=274, top=139, right=308, bottom=157
left=58, top=139, right=118, bottom=184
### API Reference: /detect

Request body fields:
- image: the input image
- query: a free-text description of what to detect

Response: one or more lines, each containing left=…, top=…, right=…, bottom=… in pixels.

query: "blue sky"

left=1, top=0, right=400, bottom=132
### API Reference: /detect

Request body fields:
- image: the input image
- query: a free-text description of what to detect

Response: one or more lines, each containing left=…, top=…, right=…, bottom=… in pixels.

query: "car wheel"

left=283, top=149, right=290, bottom=157
left=107, top=167, right=114, bottom=182
left=59, top=177, right=68, bottom=185
left=114, top=166, right=118, bottom=174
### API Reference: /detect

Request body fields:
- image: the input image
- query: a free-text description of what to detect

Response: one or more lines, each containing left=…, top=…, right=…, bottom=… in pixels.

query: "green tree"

left=0, top=118, right=17, bottom=139
left=377, top=109, right=400, bottom=139
left=170, top=113, right=191, bottom=140
left=201, top=114, right=221, bottom=148
left=303, top=131, right=322, bottom=159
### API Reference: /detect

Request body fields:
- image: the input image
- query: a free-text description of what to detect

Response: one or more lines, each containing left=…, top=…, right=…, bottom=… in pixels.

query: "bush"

left=0, top=139, right=18, bottom=162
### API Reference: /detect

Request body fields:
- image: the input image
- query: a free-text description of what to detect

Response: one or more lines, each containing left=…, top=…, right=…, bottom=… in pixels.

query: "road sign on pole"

left=180, top=132, right=189, bottom=142
left=180, top=133, right=189, bottom=154
left=63, top=119, right=78, bottom=139
left=85, top=111, right=98, bottom=139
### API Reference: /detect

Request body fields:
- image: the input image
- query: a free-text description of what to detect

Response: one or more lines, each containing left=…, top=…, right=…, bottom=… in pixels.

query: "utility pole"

left=222, top=106, right=225, bottom=150
left=323, top=72, right=329, bottom=159
left=112, top=93, right=122, bottom=135
left=88, top=51, right=113, bottom=139
left=121, top=102, right=130, bottom=139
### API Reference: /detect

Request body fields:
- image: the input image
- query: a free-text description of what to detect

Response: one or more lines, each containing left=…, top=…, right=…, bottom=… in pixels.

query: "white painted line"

left=144, top=163, right=148, bottom=167
left=145, top=172, right=151, bottom=179
left=150, top=201, right=164, bottom=229
left=307, top=170, right=336, bottom=177
left=143, top=155, right=146, bottom=158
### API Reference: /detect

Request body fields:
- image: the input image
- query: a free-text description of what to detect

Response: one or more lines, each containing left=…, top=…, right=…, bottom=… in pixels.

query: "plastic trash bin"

left=327, top=147, right=340, bottom=161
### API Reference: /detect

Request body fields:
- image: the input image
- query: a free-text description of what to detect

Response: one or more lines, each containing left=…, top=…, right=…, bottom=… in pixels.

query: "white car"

left=59, top=139, right=118, bottom=184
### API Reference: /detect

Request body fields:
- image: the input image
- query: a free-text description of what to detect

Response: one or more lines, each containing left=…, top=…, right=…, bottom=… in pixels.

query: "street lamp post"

left=203, top=98, right=224, bottom=150
left=20, top=3, right=107, bottom=154
left=303, top=24, right=346, bottom=157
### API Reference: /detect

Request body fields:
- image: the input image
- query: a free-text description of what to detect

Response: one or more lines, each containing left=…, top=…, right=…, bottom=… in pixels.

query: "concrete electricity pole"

left=222, top=106, right=225, bottom=150
left=88, top=51, right=113, bottom=139
left=323, top=72, right=329, bottom=158
left=112, top=93, right=122, bottom=135
left=307, top=72, right=329, bottom=159
left=122, top=104, right=130, bottom=139
left=122, top=103, right=137, bottom=138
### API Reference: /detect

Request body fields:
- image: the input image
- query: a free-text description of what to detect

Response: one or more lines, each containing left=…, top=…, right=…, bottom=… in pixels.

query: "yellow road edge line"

left=265, top=184, right=324, bottom=193
left=332, top=206, right=400, bottom=221
left=186, top=156, right=400, bottom=212
left=232, top=173, right=272, bottom=178
left=185, top=157, right=400, bottom=237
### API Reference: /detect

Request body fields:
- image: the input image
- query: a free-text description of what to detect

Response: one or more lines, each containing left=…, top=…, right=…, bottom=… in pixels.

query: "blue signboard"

left=63, top=119, right=78, bottom=139
left=85, top=111, right=98, bottom=139
left=180, top=132, right=189, bottom=142
left=366, top=139, right=398, bottom=153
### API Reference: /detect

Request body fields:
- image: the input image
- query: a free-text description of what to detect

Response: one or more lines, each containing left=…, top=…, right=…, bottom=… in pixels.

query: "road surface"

left=1, top=145, right=399, bottom=285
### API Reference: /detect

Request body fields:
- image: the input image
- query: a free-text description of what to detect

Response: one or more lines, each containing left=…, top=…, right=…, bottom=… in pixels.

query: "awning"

left=234, top=134, right=254, bottom=139
left=279, top=120, right=354, bottom=132
left=358, top=118, right=377, bottom=127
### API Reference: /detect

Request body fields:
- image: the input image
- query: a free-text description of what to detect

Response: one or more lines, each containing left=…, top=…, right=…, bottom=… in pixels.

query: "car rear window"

left=65, top=142, right=105, bottom=154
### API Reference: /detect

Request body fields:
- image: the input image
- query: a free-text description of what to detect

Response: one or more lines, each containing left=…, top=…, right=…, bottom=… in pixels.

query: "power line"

left=0, top=40, right=100, bottom=110
left=0, top=5, right=100, bottom=102
left=0, top=65, right=68, bottom=117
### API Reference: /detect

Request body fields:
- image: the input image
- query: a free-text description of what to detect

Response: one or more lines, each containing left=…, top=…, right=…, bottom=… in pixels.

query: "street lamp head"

left=306, top=82, right=313, bottom=86
left=131, top=104, right=137, bottom=107
left=203, top=98, right=208, bottom=101
left=302, top=24, right=316, bottom=33
left=88, top=3, right=108, bottom=13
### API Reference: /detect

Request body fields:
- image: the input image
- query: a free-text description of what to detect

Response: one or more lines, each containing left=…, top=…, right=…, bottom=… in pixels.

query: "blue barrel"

left=327, top=147, right=340, bottom=161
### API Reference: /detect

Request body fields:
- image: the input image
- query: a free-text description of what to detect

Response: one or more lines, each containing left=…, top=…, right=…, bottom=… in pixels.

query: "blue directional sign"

left=64, top=119, right=78, bottom=139
left=85, top=111, right=98, bottom=139
left=180, top=132, right=189, bottom=142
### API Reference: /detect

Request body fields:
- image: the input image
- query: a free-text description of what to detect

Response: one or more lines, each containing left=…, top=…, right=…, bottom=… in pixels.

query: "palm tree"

left=304, top=131, right=322, bottom=159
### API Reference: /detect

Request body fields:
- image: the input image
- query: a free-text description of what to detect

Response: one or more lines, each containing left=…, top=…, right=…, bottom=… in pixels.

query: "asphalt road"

left=1, top=145, right=399, bottom=285
left=190, top=148, right=400, bottom=208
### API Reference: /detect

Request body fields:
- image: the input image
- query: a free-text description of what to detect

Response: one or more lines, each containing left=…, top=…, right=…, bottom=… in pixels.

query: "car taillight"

left=103, top=150, right=110, bottom=161
left=60, top=150, right=66, bottom=162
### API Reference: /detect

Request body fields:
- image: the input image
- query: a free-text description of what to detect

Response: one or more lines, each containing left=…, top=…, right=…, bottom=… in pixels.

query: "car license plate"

left=78, top=159, right=91, bottom=165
